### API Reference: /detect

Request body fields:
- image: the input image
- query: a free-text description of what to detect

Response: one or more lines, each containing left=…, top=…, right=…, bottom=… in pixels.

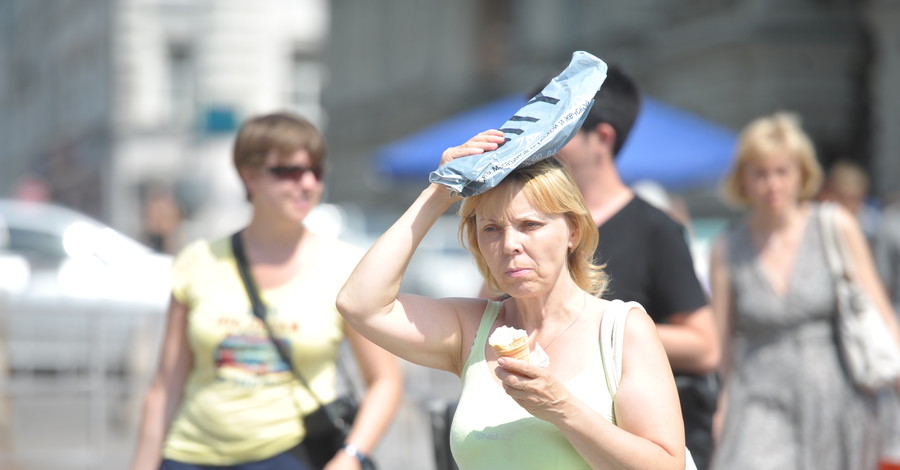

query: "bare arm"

left=656, top=304, right=720, bottom=375
left=336, top=182, right=467, bottom=373
left=324, top=325, right=404, bottom=469
left=874, top=212, right=900, bottom=311
left=130, top=296, right=193, bottom=470
left=707, top=234, right=734, bottom=441
left=578, top=308, right=686, bottom=469
left=336, top=131, right=506, bottom=374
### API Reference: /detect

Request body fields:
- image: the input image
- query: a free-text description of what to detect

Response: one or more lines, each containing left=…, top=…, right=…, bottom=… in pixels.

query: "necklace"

left=507, top=298, right=585, bottom=351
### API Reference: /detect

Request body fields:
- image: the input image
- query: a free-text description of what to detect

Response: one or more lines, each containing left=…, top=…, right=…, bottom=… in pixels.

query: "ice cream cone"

left=489, top=326, right=531, bottom=361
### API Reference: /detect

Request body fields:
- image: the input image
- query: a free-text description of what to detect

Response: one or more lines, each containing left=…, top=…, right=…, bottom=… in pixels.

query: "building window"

left=168, top=42, right=195, bottom=126
left=289, top=50, right=324, bottom=126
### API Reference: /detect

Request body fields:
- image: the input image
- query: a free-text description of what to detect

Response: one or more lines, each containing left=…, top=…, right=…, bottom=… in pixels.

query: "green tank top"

left=449, top=301, right=615, bottom=469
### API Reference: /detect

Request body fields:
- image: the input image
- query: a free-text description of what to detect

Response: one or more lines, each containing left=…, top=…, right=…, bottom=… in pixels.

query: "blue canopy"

left=373, top=95, right=738, bottom=192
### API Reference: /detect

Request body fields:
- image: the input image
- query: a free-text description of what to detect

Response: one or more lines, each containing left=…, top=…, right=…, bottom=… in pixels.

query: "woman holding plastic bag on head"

left=337, top=125, right=691, bottom=469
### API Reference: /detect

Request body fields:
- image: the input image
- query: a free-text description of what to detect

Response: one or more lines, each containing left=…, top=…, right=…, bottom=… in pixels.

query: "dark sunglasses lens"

left=268, top=166, right=322, bottom=181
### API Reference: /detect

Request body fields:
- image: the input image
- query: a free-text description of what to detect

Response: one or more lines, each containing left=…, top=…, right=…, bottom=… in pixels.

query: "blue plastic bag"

left=429, top=51, right=608, bottom=197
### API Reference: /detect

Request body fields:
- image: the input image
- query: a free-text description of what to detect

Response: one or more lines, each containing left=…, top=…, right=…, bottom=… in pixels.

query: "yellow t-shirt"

left=162, top=234, right=362, bottom=465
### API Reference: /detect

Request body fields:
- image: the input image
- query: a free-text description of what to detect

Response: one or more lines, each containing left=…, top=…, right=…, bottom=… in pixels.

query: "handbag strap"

left=598, top=300, right=700, bottom=470
left=231, top=231, right=354, bottom=410
left=600, top=299, right=633, bottom=397
left=818, top=202, right=854, bottom=283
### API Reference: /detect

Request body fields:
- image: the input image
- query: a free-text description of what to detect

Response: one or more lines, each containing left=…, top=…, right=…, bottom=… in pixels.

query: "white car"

left=0, top=199, right=171, bottom=375
left=306, top=205, right=483, bottom=299
left=403, top=215, right=483, bottom=299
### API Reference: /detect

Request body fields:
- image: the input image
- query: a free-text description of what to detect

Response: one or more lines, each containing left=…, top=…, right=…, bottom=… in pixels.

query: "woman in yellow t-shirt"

left=130, top=112, right=403, bottom=470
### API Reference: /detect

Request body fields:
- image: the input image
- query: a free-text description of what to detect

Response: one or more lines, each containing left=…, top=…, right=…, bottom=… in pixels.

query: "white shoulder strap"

left=600, top=300, right=700, bottom=470
left=818, top=202, right=845, bottom=279
left=600, top=299, right=640, bottom=397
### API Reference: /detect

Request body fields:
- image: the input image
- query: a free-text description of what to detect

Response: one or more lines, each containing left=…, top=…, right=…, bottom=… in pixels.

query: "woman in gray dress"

left=708, top=112, right=900, bottom=469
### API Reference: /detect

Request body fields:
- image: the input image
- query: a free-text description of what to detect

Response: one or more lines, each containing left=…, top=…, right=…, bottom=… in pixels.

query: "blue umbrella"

left=617, top=98, right=737, bottom=191
left=373, top=95, right=737, bottom=191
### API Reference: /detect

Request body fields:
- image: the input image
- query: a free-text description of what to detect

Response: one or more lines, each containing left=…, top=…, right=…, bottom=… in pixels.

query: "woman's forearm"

left=344, top=370, right=403, bottom=454
left=131, top=297, right=191, bottom=470
left=556, top=401, right=684, bottom=470
left=129, top=379, right=179, bottom=470
left=337, top=184, right=458, bottom=322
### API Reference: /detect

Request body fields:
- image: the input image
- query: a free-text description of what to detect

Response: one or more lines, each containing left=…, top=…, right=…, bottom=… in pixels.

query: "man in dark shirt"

left=597, top=197, right=706, bottom=323
left=556, top=64, right=721, bottom=470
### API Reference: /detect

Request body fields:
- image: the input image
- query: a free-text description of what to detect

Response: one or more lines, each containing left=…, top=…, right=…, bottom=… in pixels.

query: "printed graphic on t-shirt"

left=212, top=311, right=296, bottom=387
left=215, top=335, right=289, bottom=373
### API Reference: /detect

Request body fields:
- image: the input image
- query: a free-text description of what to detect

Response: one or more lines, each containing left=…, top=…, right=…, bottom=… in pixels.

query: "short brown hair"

left=232, top=112, right=325, bottom=200
left=458, top=158, right=607, bottom=296
left=722, top=112, right=822, bottom=207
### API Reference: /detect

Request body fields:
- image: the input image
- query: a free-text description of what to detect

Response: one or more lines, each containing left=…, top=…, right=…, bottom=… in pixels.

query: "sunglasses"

left=266, top=165, right=323, bottom=181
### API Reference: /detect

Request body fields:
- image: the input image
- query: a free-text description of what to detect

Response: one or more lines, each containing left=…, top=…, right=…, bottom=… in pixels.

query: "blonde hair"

left=722, top=112, right=823, bottom=207
left=458, top=158, right=607, bottom=296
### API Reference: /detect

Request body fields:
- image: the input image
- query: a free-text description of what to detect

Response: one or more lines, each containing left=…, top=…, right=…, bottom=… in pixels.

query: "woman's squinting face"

left=476, top=189, right=575, bottom=297
left=249, top=149, right=324, bottom=223
left=740, top=151, right=803, bottom=213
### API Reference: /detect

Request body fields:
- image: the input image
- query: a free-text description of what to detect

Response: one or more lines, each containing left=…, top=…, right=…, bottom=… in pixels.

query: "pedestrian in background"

left=709, top=112, right=899, bottom=469
left=877, top=199, right=900, bottom=322
left=551, top=64, right=720, bottom=470
left=141, top=181, right=183, bottom=254
left=876, top=199, right=900, bottom=469
left=130, top=112, right=403, bottom=470
left=818, top=158, right=881, bottom=247
left=337, top=133, right=688, bottom=469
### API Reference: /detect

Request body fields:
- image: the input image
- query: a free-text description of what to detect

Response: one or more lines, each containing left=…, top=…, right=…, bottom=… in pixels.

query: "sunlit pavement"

left=0, top=352, right=462, bottom=470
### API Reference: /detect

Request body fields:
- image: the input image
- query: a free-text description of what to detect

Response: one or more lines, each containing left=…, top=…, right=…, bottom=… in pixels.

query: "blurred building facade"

left=2, top=0, right=900, bottom=233
left=0, top=0, right=330, bottom=245
left=2, top=2, right=899, bottom=469
left=324, top=0, right=900, bottom=214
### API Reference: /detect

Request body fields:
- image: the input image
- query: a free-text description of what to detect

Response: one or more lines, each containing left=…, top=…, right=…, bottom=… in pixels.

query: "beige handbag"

left=819, top=203, right=900, bottom=392
left=600, top=299, right=699, bottom=470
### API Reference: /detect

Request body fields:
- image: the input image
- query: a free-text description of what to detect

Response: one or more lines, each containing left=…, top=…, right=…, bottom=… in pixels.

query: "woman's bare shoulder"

left=594, top=298, right=656, bottom=342
left=621, top=303, right=661, bottom=343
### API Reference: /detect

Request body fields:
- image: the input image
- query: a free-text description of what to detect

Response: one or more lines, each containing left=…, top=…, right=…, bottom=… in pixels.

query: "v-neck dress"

left=711, top=203, right=879, bottom=470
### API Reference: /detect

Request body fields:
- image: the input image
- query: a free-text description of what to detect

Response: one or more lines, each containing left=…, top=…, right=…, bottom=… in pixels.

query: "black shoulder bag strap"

left=230, top=231, right=353, bottom=431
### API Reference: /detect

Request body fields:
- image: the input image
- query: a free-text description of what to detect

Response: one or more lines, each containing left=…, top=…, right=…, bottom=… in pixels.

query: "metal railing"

left=0, top=307, right=163, bottom=470
left=0, top=306, right=462, bottom=470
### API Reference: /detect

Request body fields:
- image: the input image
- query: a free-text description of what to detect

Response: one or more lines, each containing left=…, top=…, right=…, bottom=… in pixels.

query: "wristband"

left=341, top=443, right=371, bottom=466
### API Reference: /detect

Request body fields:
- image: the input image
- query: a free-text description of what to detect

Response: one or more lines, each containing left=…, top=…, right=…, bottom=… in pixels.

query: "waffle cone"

left=491, top=335, right=531, bottom=361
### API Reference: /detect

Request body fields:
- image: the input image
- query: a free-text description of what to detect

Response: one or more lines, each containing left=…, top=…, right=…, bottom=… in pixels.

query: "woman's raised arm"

left=336, top=130, right=506, bottom=373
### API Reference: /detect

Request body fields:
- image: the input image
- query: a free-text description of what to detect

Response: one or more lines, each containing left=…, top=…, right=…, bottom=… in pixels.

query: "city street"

left=0, top=352, right=461, bottom=470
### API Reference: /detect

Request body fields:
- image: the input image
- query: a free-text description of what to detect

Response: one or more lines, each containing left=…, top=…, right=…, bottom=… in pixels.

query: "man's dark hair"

left=580, top=64, right=641, bottom=157
left=527, top=62, right=641, bottom=158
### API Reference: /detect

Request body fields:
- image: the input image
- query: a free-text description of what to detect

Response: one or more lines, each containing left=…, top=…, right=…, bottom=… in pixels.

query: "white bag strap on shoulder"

left=599, top=299, right=700, bottom=470
left=600, top=299, right=636, bottom=396
left=818, top=202, right=850, bottom=281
